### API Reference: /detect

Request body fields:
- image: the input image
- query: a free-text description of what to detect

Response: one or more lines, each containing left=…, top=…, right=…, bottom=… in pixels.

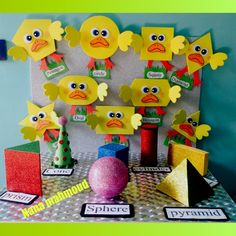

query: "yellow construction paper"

left=169, top=85, right=181, bottom=103
left=209, top=52, right=228, bottom=70
left=79, top=16, right=120, bottom=59
left=131, top=33, right=143, bottom=53
left=97, top=83, right=108, bottom=101
left=19, top=101, right=60, bottom=141
left=170, top=35, right=189, bottom=55
left=171, top=110, right=211, bottom=143
left=185, top=32, right=213, bottom=74
left=48, top=21, right=64, bottom=41
left=119, top=78, right=181, bottom=107
left=64, top=25, right=81, bottom=48
left=8, top=46, right=28, bottom=61
left=92, top=106, right=141, bottom=135
left=43, top=75, right=108, bottom=105
left=9, top=19, right=63, bottom=62
left=168, top=143, right=209, bottom=176
left=118, top=31, right=133, bottom=52
left=140, top=27, right=174, bottom=61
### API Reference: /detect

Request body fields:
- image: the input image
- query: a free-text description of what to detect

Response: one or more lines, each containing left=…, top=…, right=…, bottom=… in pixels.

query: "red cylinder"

left=141, top=124, right=158, bottom=166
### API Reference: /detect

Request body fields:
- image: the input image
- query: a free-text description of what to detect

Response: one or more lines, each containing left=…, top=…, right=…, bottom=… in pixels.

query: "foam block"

left=98, top=143, right=129, bottom=166
left=156, top=159, right=214, bottom=206
left=168, top=143, right=208, bottom=176
left=0, top=40, right=7, bottom=60
left=4, top=141, right=42, bottom=196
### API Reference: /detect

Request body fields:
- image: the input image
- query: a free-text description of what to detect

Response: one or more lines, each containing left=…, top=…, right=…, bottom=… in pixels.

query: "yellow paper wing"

left=97, top=83, right=108, bottom=101
left=21, top=127, right=37, bottom=142
left=48, top=21, right=64, bottom=41
left=131, top=34, right=143, bottom=53
left=119, top=85, right=132, bottom=103
left=43, top=83, right=59, bottom=101
left=8, top=46, right=28, bottom=61
left=209, top=52, right=228, bottom=70
left=171, top=36, right=189, bottom=55
left=169, top=86, right=181, bottom=103
left=131, top=113, right=142, bottom=130
left=195, top=124, right=211, bottom=140
left=64, top=25, right=81, bottom=48
left=87, top=114, right=99, bottom=130
left=173, top=109, right=187, bottom=125
left=118, top=31, right=133, bottom=52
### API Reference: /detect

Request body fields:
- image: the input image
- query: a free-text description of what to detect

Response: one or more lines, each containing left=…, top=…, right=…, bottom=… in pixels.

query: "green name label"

left=169, top=72, right=193, bottom=91
left=142, top=111, right=163, bottom=126
left=69, top=106, right=87, bottom=123
left=43, top=60, right=69, bottom=80
left=89, top=63, right=110, bottom=79
left=144, top=66, right=167, bottom=79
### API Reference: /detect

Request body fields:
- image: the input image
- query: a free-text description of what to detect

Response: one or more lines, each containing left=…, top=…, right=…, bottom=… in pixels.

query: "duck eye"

left=187, top=117, right=193, bottom=123
left=194, top=45, right=201, bottom=52
left=38, top=111, right=46, bottom=119
left=91, top=28, right=99, bottom=37
left=101, top=29, right=109, bottom=38
left=32, top=29, right=42, bottom=38
left=149, top=34, right=158, bottom=41
left=141, top=86, right=149, bottom=94
left=151, top=86, right=159, bottom=94
left=68, top=82, right=77, bottom=89
left=78, top=83, right=87, bottom=91
left=107, top=111, right=115, bottom=118
left=24, top=34, right=33, bottom=43
left=201, top=48, right=208, bottom=56
left=158, top=34, right=165, bottom=42
left=30, top=115, right=38, bottom=123
left=116, top=112, right=123, bottom=119
left=192, top=121, right=198, bottom=127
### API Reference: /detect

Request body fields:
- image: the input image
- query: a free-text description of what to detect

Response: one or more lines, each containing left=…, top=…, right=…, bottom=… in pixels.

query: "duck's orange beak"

left=141, top=94, right=159, bottom=103
left=36, top=120, right=51, bottom=131
left=90, top=36, right=109, bottom=48
left=188, top=53, right=204, bottom=66
left=31, top=39, right=48, bottom=52
left=69, top=90, right=87, bottom=100
left=148, top=43, right=165, bottom=53
left=179, top=123, right=194, bottom=136
left=106, top=119, right=123, bottom=128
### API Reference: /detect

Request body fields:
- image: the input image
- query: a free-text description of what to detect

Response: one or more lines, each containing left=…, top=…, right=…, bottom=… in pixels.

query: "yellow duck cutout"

left=43, top=75, right=108, bottom=118
left=87, top=106, right=142, bottom=144
left=175, top=32, right=228, bottom=86
left=165, top=109, right=211, bottom=146
left=119, top=78, right=181, bottom=126
left=20, top=101, right=60, bottom=142
left=64, top=15, right=139, bottom=70
left=8, top=19, right=64, bottom=71
left=131, top=27, right=188, bottom=72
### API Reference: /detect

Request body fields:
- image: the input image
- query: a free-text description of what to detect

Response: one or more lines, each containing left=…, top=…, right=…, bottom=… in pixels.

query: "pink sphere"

left=88, top=157, right=129, bottom=198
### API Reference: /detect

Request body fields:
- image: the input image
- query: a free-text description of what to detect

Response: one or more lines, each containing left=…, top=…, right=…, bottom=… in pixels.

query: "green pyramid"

left=7, top=141, right=40, bottom=153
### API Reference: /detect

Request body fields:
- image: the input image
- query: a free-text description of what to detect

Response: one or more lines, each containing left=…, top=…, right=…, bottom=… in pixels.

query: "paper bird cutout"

left=131, top=27, right=188, bottom=71
left=87, top=106, right=142, bottom=135
left=119, top=78, right=182, bottom=107
left=43, top=75, right=108, bottom=105
left=165, top=109, right=211, bottom=145
left=64, top=16, right=138, bottom=70
left=8, top=19, right=64, bottom=62
left=20, top=101, right=60, bottom=141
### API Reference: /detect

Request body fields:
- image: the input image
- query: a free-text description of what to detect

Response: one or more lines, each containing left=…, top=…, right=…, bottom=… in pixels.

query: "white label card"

left=204, top=177, right=219, bottom=188
left=80, top=203, right=134, bottom=218
left=164, top=207, right=229, bottom=221
left=42, top=168, right=74, bottom=176
left=132, top=166, right=171, bottom=173
left=0, top=191, right=38, bottom=205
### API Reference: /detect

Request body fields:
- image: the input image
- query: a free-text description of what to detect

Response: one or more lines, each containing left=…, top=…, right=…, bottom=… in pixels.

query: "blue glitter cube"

left=0, top=40, right=7, bottom=61
left=98, top=143, right=129, bottom=166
